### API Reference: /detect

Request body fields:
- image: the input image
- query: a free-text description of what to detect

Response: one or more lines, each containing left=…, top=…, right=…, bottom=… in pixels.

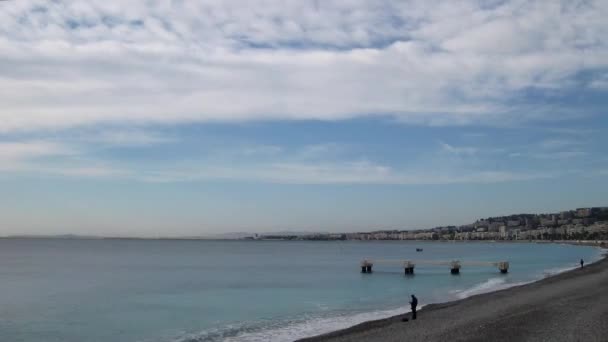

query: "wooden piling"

left=403, top=261, right=415, bottom=275
left=498, top=261, right=509, bottom=274
left=361, top=260, right=373, bottom=273
left=450, top=260, right=461, bottom=275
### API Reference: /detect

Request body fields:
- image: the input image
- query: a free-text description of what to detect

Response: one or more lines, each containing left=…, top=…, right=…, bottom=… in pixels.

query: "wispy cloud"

left=139, top=160, right=553, bottom=185
left=546, top=128, right=596, bottom=136
left=533, top=151, right=589, bottom=160
left=83, top=129, right=175, bottom=146
left=39, top=165, right=131, bottom=178
left=0, top=1, right=607, bottom=132
left=589, top=73, right=608, bottom=90
left=0, top=139, right=131, bottom=178
left=0, top=141, right=75, bottom=171
left=462, top=132, right=487, bottom=138
left=539, top=139, right=583, bottom=150
left=296, top=143, right=349, bottom=160
left=509, top=150, right=589, bottom=160
left=440, top=142, right=478, bottom=155
left=0, top=138, right=558, bottom=185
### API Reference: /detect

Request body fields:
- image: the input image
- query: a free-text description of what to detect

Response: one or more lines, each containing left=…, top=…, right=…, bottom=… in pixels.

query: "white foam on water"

left=452, top=247, right=607, bottom=301
left=224, top=305, right=415, bottom=342
left=541, top=248, right=604, bottom=277
left=541, top=265, right=577, bottom=277
left=452, top=246, right=607, bottom=301
left=450, top=277, right=519, bottom=299
left=178, top=305, right=417, bottom=342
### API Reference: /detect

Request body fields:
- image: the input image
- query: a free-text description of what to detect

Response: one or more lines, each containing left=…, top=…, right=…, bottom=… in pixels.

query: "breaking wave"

left=449, top=277, right=528, bottom=299
left=174, top=305, right=414, bottom=342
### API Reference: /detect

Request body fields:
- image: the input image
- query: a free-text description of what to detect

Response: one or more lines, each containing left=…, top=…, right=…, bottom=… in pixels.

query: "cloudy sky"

left=1, top=0, right=608, bottom=236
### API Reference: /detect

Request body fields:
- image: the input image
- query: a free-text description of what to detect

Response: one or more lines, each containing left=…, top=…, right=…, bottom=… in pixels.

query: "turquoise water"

left=0, top=239, right=602, bottom=342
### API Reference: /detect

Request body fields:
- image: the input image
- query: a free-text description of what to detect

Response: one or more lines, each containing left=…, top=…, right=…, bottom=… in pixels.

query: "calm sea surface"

left=0, top=239, right=602, bottom=342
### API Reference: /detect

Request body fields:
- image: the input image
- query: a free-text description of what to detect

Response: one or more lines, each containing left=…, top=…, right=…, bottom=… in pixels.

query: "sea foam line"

left=449, top=277, right=529, bottom=300
left=175, top=305, right=417, bottom=342
left=452, top=246, right=606, bottom=300
left=225, top=305, right=416, bottom=342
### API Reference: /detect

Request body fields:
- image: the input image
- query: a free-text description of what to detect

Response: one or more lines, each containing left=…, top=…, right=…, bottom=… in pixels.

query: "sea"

left=0, top=239, right=602, bottom=342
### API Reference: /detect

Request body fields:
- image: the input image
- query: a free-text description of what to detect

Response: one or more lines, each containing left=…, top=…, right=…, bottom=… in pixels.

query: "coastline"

left=298, top=245, right=608, bottom=342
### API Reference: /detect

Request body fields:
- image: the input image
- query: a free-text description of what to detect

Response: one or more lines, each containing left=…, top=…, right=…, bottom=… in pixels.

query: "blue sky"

left=1, top=0, right=608, bottom=236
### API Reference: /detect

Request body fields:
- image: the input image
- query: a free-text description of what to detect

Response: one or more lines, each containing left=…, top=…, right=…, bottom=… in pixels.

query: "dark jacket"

left=410, top=296, right=418, bottom=309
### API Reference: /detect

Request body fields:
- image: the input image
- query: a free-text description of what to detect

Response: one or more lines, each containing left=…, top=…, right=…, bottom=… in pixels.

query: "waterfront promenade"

left=300, top=250, right=608, bottom=342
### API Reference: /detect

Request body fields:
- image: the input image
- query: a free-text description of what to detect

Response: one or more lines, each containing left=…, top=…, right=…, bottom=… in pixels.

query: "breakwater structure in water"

left=360, top=259, right=510, bottom=275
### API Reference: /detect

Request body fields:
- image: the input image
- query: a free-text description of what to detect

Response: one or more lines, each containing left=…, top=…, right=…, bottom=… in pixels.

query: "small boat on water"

left=416, top=248, right=423, bottom=252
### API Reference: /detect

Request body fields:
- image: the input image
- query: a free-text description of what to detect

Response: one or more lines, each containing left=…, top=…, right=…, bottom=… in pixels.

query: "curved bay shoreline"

left=298, top=244, right=607, bottom=342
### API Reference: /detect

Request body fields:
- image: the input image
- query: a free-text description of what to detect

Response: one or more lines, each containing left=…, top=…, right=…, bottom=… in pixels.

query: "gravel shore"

left=299, top=250, right=608, bottom=342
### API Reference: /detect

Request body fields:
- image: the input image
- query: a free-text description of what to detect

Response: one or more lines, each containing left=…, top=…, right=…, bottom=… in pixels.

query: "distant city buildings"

left=255, top=207, right=608, bottom=242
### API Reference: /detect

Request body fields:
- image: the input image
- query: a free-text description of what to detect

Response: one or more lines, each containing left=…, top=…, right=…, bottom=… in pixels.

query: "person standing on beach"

left=580, top=259, right=584, bottom=268
left=410, top=295, right=418, bottom=320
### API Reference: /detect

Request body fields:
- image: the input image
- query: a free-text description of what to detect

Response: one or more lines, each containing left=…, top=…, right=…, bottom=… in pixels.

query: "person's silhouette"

left=580, top=259, right=584, bottom=269
left=410, top=294, right=418, bottom=320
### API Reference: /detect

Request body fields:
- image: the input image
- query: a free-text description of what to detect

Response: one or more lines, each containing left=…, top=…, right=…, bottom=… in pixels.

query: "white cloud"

left=0, top=139, right=553, bottom=185
left=83, top=129, right=175, bottom=146
left=589, top=73, right=608, bottom=89
left=296, top=143, right=348, bottom=160
left=509, top=150, right=589, bottom=160
left=533, top=151, right=589, bottom=159
left=0, top=141, right=75, bottom=172
left=0, top=139, right=131, bottom=177
left=539, top=138, right=583, bottom=149
left=440, top=142, right=478, bottom=155
left=239, top=145, right=284, bottom=157
left=138, top=160, right=553, bottom=185
left=40, top=165, right=131, bottom=178
left=0, top=0, right=607, bottom=132
left=462, top=132, right=487, bottom=138
left=546, top=127, right=595, bottom=136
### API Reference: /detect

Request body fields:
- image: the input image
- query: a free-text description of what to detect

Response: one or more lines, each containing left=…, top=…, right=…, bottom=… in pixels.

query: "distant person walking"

left=580, top=259, right=584, bottom=269
left=410, top=294, right=418, bottom=320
